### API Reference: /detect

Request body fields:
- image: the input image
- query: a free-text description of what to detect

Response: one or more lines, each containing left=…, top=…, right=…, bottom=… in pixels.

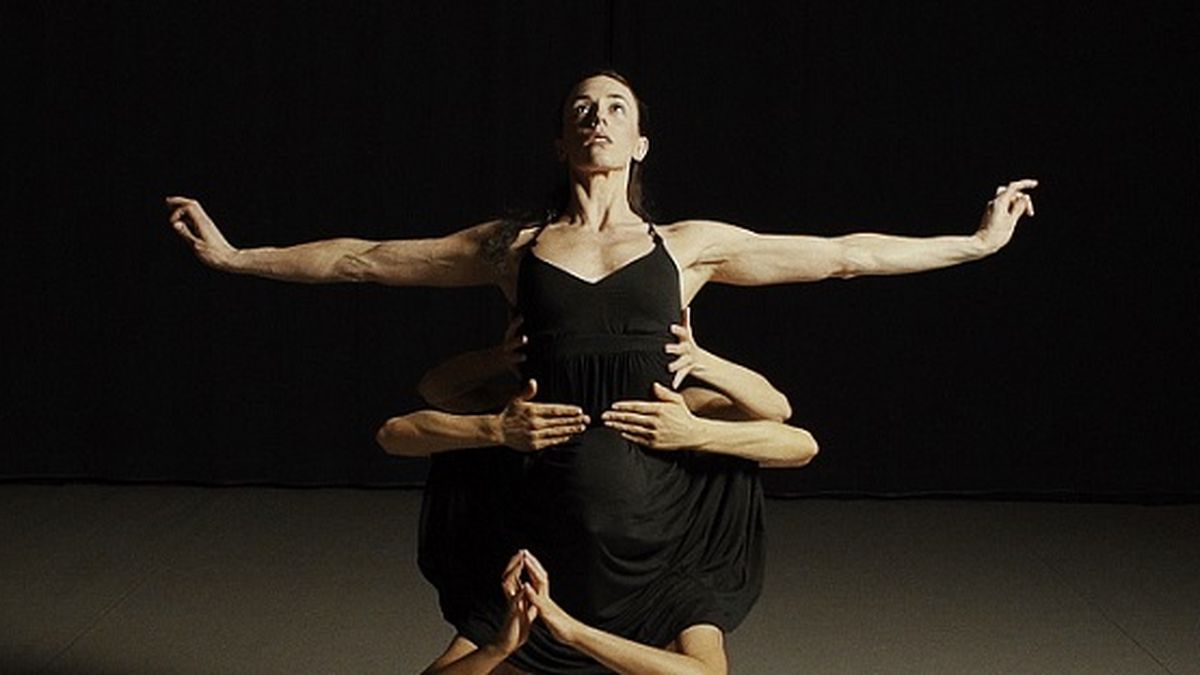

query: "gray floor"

left=1, top=485, right=1196, bottom=674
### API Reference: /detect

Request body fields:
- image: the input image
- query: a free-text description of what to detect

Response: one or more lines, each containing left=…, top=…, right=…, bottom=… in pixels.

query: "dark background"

left=5, top=1, right=1197, bottom=499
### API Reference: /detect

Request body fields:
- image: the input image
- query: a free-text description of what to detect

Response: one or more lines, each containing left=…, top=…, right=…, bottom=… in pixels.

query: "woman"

left=169, top=71, right=1035, bottom=672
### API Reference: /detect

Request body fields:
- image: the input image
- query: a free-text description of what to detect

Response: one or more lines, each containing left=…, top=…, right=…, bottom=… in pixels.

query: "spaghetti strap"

left=527, top=222, right=550, bottom=249
left=647, top=222, right=662, bottom=244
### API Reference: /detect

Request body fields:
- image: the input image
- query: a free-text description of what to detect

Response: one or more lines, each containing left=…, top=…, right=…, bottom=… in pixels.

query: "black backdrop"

left=5, top=1, right=1197, bottom=498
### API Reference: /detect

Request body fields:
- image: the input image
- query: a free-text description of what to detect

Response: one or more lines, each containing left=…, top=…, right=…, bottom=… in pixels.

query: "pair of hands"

left=493, top=549, right=576, bottom=655
left=496, top=309, right=711, bottom=452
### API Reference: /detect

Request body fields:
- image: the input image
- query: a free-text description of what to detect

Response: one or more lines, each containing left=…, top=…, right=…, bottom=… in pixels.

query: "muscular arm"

left=670, top=179, right=1037, bottom=288
left=376, top=410, right=503, bottom=457
left=167, top=197, right=503, bottom=286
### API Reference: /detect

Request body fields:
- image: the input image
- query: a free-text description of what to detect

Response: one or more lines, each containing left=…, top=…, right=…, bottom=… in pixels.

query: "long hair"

left=483, top=70, right=653, bottom=266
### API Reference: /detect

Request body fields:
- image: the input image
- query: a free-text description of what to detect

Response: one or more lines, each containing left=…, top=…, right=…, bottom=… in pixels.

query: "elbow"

left=767, top=393, right=793, bottom=423
left=796, top=431, right=819, bottom=466
left=375, top=420, right=398, bottom=455
left=782, top=430, right=819, bottom=468
left=376, top=418, right=417, bottom=457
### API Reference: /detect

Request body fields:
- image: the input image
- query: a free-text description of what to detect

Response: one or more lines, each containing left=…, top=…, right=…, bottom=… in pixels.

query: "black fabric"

left=420, top=225, right=765, bottom=672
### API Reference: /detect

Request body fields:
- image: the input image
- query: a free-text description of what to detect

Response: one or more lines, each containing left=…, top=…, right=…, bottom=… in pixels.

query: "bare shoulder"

left=655, top=219, right=756, bottom=268
left=657, top=219, right=750, bottom=242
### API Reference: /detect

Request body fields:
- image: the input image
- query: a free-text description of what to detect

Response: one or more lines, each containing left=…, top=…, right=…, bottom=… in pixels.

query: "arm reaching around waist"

left=377, top=379, right=589, bottom=456
left=166, top=196, right=501, bottom=286
left=666, top=307, right=791, bottom=421
left=604, top=383, right=818, bottom=468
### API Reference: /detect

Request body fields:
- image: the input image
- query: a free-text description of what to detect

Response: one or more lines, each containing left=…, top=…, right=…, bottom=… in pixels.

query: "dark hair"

left=482, top=69, right=653, bottom=266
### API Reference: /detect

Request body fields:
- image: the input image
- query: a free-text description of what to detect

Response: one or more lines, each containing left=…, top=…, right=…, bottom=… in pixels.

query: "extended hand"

left=974, top=179, right=1037, bottom=253
left=166, top=196, right=239, bottom=270
left=665, top=307, right=714, bottom=389
left=602, top=382, right=701, bottom=450
left=499, top=379, right=589, bottom=452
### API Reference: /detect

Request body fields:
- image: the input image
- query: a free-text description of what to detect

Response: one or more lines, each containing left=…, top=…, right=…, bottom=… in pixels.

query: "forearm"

left=689, top=351, right=791, bottom=421
left=226, top=231, right=492, bottom=286
left=376, top=410, right=501, bottom=457
left=836, top=232, right=990, bottom=278
left=224, top=238, right=379, bottom=283
left=418, top=348, right=518, bottom=410
left=691, top=418, right=818, bottom=468
left=566, top=622, right=720, bottom=675
left=422, top=644, right=510, bottom=675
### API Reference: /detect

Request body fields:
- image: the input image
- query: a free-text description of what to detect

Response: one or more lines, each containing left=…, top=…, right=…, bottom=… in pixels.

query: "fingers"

left=601, top=410, right=658, bottom=430
left=501, top=552, right=525, bottom=598
left=666, top=353, right=692, bottom=372
left=652, top=382, right=684, bottom=402
left=606, top=400, right=665, bottom=415
left=523, top=402, right=586, bottom=418
left=517, top=379, right=537, bottom=401
left=523, top=550, right=549, bottom=591
left=671, top=366, right=693, bottom=390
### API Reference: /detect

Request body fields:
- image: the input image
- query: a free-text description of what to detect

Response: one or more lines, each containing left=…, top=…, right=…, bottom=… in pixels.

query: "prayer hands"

left=602, top=382, right=700, bottom=450
left=974, top=179, right=1037, bottom=253
left=166, top=196, right=239, bottom=270
left=498, top=379, right=590, bottom=452
left=514, top=550, right=579, bottom=646
left=494, top=550, right=538, bottom=655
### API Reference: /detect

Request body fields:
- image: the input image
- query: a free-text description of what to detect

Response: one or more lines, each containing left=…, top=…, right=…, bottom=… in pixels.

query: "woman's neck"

left=563, top=168, right=641, bottom=231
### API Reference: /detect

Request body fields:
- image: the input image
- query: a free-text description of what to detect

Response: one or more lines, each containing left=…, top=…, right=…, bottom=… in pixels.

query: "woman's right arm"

left=167, top=196, right=500, bottom=286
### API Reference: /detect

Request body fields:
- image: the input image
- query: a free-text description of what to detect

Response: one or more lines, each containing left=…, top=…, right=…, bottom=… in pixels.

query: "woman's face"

left=557, top=75, right=649, bottom=175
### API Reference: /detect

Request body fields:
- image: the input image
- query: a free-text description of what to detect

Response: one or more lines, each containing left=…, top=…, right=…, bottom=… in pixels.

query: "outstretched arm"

left=166, top=196, right=502, bottom=286
left=677, top=179, right=1037, bottom=286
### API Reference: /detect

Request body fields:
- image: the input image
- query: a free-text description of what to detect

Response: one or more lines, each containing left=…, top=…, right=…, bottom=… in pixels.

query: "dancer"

left=168, top=70, right=1035, bottom=672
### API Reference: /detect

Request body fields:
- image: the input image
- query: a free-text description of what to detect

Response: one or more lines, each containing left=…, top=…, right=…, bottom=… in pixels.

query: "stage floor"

left=1, top=484, right=1196, bottom=674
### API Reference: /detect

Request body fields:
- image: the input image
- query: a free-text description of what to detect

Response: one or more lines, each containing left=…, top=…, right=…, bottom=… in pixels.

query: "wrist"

left=481, top=414, right=504, bottom=445
left=690, top=417, right=720, bottom=451
left=220, top=247, right=249, bottom=273
left=691, top=348, right=716, bottom=378
left=968, top=232, right=997, bottom=258
left=480, top=641, right=513, bottom=659
left=557, top=613, right=586, bottom=647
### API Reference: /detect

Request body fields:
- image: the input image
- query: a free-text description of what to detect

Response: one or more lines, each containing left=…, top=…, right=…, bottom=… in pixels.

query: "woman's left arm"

left=680, top=179, right=1036, bottom=285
